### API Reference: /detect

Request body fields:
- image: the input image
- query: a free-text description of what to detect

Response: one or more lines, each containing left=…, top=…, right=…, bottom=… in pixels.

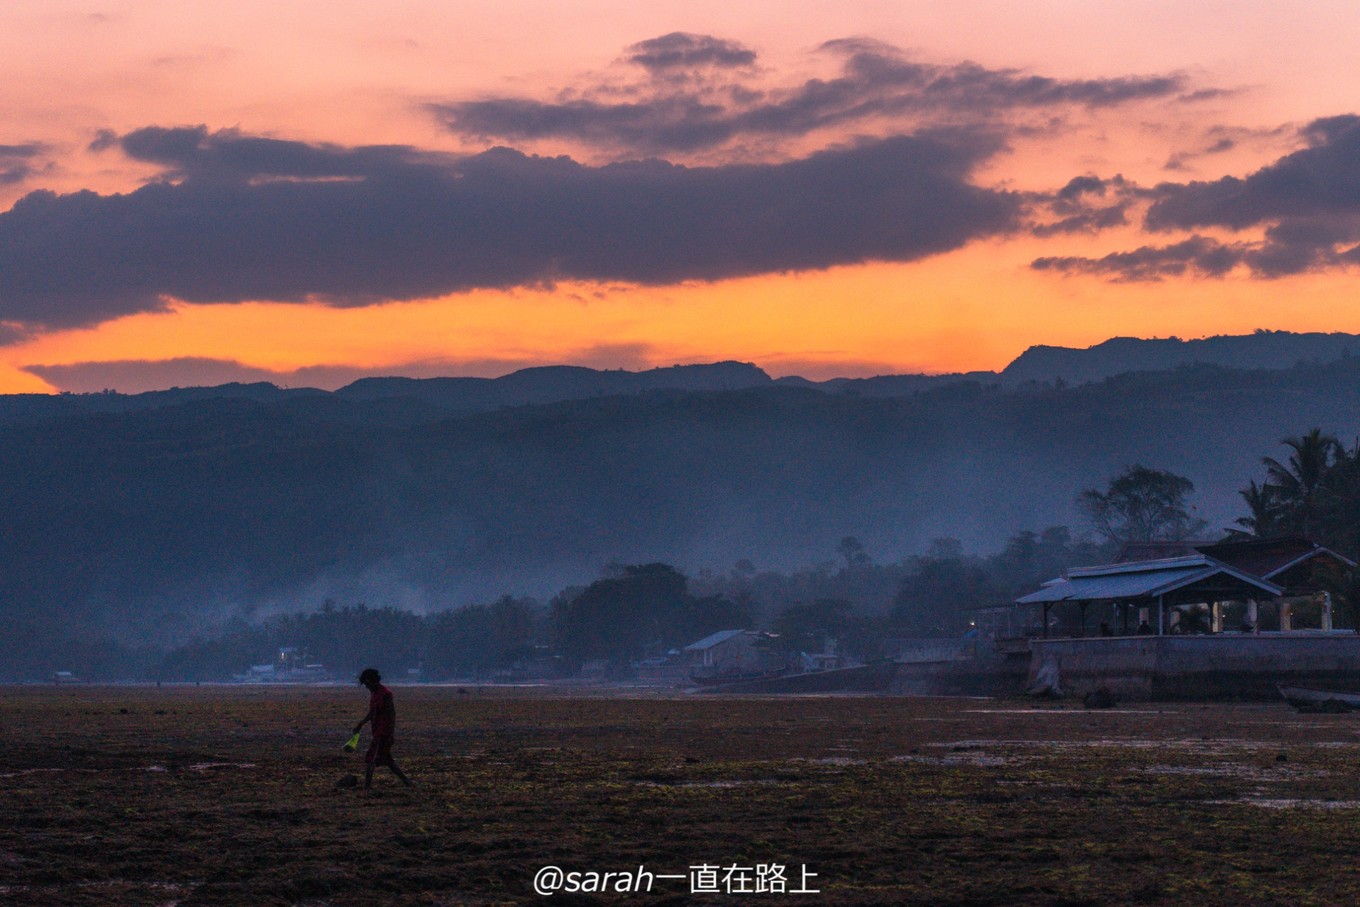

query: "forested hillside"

left=5, top=355, right=1360, bottom=677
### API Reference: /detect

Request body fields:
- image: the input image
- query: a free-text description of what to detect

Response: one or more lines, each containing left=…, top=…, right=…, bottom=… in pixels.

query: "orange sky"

left=3, top=1, right=1360, bottom=393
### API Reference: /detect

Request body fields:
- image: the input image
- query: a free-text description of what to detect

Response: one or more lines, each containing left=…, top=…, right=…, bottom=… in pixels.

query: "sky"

left=3, top=1, right=1360, bottom=393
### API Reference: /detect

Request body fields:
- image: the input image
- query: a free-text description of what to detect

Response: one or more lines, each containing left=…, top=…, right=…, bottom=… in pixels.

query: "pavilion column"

left=1247, top=599, right=1258, bottom=632
left=1280, top=599, right=1292, bottom=632
left=1211, top=601, right=1222, bottom=634
left=1323, top=592, right=1333, bottom=632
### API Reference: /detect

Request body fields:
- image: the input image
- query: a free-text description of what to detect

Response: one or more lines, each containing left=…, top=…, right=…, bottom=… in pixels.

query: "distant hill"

left=335, top=361, right=772, bottom=413
left=6, top=353, right=1360, bottom=679
left=1000, top=331, right=1360, bottom=386
left=10, top=333, right=1360, bottom=429
left=0, top=362, right=774, bottom=425
left=776, top=371, right=996, bottom=396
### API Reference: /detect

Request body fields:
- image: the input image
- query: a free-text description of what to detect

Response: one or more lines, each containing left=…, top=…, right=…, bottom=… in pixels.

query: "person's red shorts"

left=366, top=735, right=395, bottom=767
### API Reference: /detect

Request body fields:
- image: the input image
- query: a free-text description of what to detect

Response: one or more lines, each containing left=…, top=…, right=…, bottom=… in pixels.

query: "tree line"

left=152, top=528, right=1111, bottom=682
left=21, top=426, right=1360, bottom=682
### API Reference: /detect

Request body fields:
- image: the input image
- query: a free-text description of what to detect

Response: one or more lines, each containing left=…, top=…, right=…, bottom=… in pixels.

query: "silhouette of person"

left=353, top=668, right=413, bottom=789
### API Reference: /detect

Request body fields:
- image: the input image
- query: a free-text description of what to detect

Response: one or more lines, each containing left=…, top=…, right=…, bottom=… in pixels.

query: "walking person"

left=353, top=668, right=414, bottom=789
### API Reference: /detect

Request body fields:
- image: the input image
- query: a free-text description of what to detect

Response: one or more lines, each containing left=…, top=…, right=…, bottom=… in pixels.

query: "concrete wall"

left=1029, top=633, right=1360, bottom=700
left=890, top=638, right=976, bottom=664
left=699, top=661, right=898, bottom=694
left=890, top=647, right=1030, bottom=696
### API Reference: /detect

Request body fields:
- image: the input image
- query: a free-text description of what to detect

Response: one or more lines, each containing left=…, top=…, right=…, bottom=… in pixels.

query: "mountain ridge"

left=1000, top=330, right=1360, bottom=386
left=12, top=331, right=1360, bottom=418
left=5, top=354, right=1360, bottom=650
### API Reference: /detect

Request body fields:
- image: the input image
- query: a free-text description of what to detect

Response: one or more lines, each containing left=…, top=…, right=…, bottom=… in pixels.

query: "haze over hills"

left=10, top=330, right=1360, bottom=420
left=5, top=329, right=1360, bottom=675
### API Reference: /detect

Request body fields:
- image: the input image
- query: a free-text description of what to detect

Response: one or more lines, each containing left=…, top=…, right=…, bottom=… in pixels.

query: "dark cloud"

left=1177, top=88, right=1238, bottom=103
left=0, top=127, right=1019, bottom=335
left=1056, top=174, right=1117, bottom=201
left=1034, top=116, right=1360, bottom=280
left=441, top=97, right=739, bottom=155
left=1047, top=174, right=1139, bottom=211
left=1030, top=205, right=1129, bottom=237
left=87, top=129, right=119, bottom=152
left=1164, top=138, right=1234, bottom=172
left=1032, top=236, right=1244, bottom=281
left=0, top=322, right=30, bottom=345
left=114, top=125, right=450, bottom=181
left=0, top=142, right=48, bottom=186
left=1163, top=124, right=1291, bottom=172
left=0, top=143, right=45, bottom=158
left=429, top=36, right=1187, bottom=157
left=626, top=33, right=756, bottom=73
left=1147, top=115, right=1360, bottom=231
left=1029, top=174, right=1138, bottom=236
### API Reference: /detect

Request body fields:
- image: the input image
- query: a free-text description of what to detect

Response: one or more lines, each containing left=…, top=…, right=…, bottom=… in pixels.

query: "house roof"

left=1195, top=536, right=1356, bottom=579
left=684, top=629, right=750, bottom=651
left=1115, top=535, right=1354, bottom=577
left=1015, top=554, right=1283, bottom=605
left=1114, top=540, right=1211, bottom=563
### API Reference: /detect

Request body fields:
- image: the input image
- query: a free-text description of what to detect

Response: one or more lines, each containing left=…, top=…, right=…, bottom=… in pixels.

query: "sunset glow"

left=4, top=1, right=1360, bottom=393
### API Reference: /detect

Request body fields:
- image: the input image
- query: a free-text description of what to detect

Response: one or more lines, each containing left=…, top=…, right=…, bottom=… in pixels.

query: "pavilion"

left=1014, top=536, right=1354, bottom=637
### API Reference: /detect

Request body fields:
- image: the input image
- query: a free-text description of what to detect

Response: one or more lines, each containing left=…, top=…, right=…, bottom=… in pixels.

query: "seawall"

left=1028, top=633, right=1360, bottom=700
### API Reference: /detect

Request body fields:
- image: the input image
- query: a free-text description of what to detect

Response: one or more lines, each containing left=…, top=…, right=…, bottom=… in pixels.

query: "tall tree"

left=836, top=536, right=871, bottom=569
left=1077, top=465, right=1208, bottom=544
left=1261, top=428, right=1341, bottom=536
left=771, top=599, right=856, bottom=654
left=1234, top=479, right=1284, bottom=537
left=892, top=556, right=996, bottom=636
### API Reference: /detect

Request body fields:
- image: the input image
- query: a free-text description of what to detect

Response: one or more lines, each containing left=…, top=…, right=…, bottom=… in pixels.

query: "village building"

left=1004, top=536, right=1358, bottom=700
left=1015, top=554, right=1284, bottom=637
left=233, top=645, right=329, bottom=683
left=1015, top=536, right=1353, bottom=638
left=683, top=629, right=786, bottom=684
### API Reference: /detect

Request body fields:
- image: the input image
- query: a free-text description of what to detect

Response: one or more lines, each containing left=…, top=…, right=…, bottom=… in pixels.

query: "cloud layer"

left=1034, top=115, right=1360, bottom=280
left=0, top=143, right=48, bottom=186
left=0, top=125, right=1018, bottom=334
left=430, top=35, right=1187, bottom=158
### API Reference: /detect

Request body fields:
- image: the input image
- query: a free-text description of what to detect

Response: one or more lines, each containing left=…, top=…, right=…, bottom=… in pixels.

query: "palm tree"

left=1261, top=428, right=1341, bottom=536
left=1312, top=438, right=1360, bottom=554
left=1235, top=479, right=1283, bottom=537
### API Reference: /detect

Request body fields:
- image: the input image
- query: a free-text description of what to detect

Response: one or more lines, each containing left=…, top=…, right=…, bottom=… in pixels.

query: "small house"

left=684, top=629, right=785, bottom=683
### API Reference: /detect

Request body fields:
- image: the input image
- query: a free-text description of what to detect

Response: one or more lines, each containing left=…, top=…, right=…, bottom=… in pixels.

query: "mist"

left=5, top=339, right=1360, bottom=678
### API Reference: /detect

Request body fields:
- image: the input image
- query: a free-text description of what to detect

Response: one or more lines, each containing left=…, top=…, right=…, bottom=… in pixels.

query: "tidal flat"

left=5, top=685, right=1360, bottom=905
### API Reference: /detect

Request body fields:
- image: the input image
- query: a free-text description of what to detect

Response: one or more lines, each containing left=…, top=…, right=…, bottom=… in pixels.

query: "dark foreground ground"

left=5, top=686, right=1360, bottom=906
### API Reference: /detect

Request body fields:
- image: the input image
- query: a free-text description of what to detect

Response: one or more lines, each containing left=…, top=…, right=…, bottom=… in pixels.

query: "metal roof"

left=1015, top=555, right=1283, bottom=605
left=684, top=629, right=750, bottom=651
